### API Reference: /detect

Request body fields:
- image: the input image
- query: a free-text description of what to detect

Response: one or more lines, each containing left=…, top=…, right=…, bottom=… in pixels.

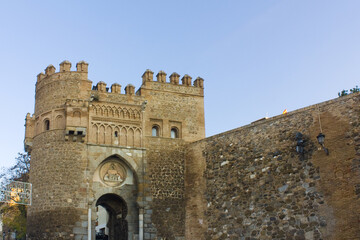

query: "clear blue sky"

left=1, top=1, right=360, bottom=168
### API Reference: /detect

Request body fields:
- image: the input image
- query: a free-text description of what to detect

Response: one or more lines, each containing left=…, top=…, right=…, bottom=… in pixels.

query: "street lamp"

left=295, top=132, right=304, bottom=154
left=316, top=133, right=329, bottom=155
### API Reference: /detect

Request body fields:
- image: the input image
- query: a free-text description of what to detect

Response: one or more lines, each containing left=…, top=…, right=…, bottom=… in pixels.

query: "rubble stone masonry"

left=25, top=61, right=204, bottom=240
left=186, top=93, right=360, bottom=240
left=25, top=60, right=360, bottom=239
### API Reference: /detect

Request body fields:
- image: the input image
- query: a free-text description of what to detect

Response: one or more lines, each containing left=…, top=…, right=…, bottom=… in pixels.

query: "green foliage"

left=338, top=89, right=348, bottom=97
left=0, top=153, right=30, bottom=239
left=338, top=85, right=359, bottom=97
left=350, top=85, right=360, bottom=94
left=1, top=204, right=27, bottom=239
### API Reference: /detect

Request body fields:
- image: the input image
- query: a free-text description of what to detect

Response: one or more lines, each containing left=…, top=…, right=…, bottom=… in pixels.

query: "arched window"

left=152, top=125, right=159, bottom=137
left=114, top=131, right=118, bottom=137
left=171, top=127, right=179, bottom=139
left=55, top=115, right=64, bottom=129
left=44, top=119, right=50, bottom=131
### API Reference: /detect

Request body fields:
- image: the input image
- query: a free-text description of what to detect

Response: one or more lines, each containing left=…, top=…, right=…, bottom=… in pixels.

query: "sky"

left=1, top=1, right=360, bottom=168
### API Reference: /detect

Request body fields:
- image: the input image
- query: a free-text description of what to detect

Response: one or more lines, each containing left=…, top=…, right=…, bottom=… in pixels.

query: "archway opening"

left=96, top=194, right=128, bottom=240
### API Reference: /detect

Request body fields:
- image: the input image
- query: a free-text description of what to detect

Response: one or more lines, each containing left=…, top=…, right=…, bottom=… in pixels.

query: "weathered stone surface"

left=26, top=62, right=205, bottom=239
left=25, top=61, right=360, bottom=239
left=186, top=93, right=360, bottom=240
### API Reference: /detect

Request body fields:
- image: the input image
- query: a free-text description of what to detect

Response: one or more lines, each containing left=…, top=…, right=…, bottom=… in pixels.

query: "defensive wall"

left=24, top=60, right=360, bottom=240
left=186, top=92, right=360, bottom=240
left=25, top=61, right=204, bottom=240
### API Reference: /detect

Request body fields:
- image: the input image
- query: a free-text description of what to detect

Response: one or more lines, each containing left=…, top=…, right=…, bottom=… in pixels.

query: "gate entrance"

left=96, top=194, right=128, bottom=240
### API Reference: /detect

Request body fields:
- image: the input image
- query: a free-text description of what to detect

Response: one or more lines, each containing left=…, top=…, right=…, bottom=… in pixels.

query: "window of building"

left=114, top=131, right=118, bottom=137
left=44, top=119, right=50, bottom=131
left=170, top=127, right=179, bottom=138
left=152, top=125, right=159, bottom=137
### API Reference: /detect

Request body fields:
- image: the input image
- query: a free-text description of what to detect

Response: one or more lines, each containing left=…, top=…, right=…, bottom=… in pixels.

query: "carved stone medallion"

left=99, top=161, right=127, bottom=187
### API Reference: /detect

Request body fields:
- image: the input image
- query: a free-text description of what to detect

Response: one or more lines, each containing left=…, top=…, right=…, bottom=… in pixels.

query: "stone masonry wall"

left=185, top=141, right=207, bottom=240
left=146, top=137, right=187, bottom=240
left=28, top=130, right=88, bottom=239
left=35, top=72, right=91, bottom=116
left=138, top=73, right=205, bottom=239
left=186, top=93, right=360, bottom=240
left=27, top=63, right=205, bottom=239
left=141, top=81, right=205, bottom=142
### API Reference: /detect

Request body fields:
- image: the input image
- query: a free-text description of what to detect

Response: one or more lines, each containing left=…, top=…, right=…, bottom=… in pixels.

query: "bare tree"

left=0, top=153, right=30, bottom=184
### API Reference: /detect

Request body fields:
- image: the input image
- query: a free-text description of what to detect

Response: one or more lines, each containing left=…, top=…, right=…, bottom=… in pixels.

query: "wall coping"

left=201, top=92, right=360, bottom=142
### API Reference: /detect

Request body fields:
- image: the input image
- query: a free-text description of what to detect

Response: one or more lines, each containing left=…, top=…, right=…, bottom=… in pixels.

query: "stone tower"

left=24, top=61, right=205, bottom=240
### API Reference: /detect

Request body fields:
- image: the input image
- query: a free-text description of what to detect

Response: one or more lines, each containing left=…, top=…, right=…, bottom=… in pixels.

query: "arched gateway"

left=25, top=61, right=205, bottom=239
left=96, top=194, right=128, bottom=240
left=93, top=156, right=139, bottom=240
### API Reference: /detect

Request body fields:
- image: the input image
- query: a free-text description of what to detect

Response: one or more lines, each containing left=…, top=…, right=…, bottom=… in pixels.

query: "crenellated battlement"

left=25, top=60, right=206, bottom=239
left=59, top=60, right=71, bottom=72
left=156, top=71, right=167, bottom=83
left=89, top=69, right=204, bottom=99
left=36, top=61, right=204, bottom=100
left=34, top=61, right=92, bottom=116
left=24, top=58, right=360, bottom=240
left=91, top=81, right=139, bottom=96
left=45, top=64, right=56, bottom=76
left=36, top=60, right=89, bottom=84
left=141, top=69, right=204, bottom=89
left=170, top=72, right=180, bottom=84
